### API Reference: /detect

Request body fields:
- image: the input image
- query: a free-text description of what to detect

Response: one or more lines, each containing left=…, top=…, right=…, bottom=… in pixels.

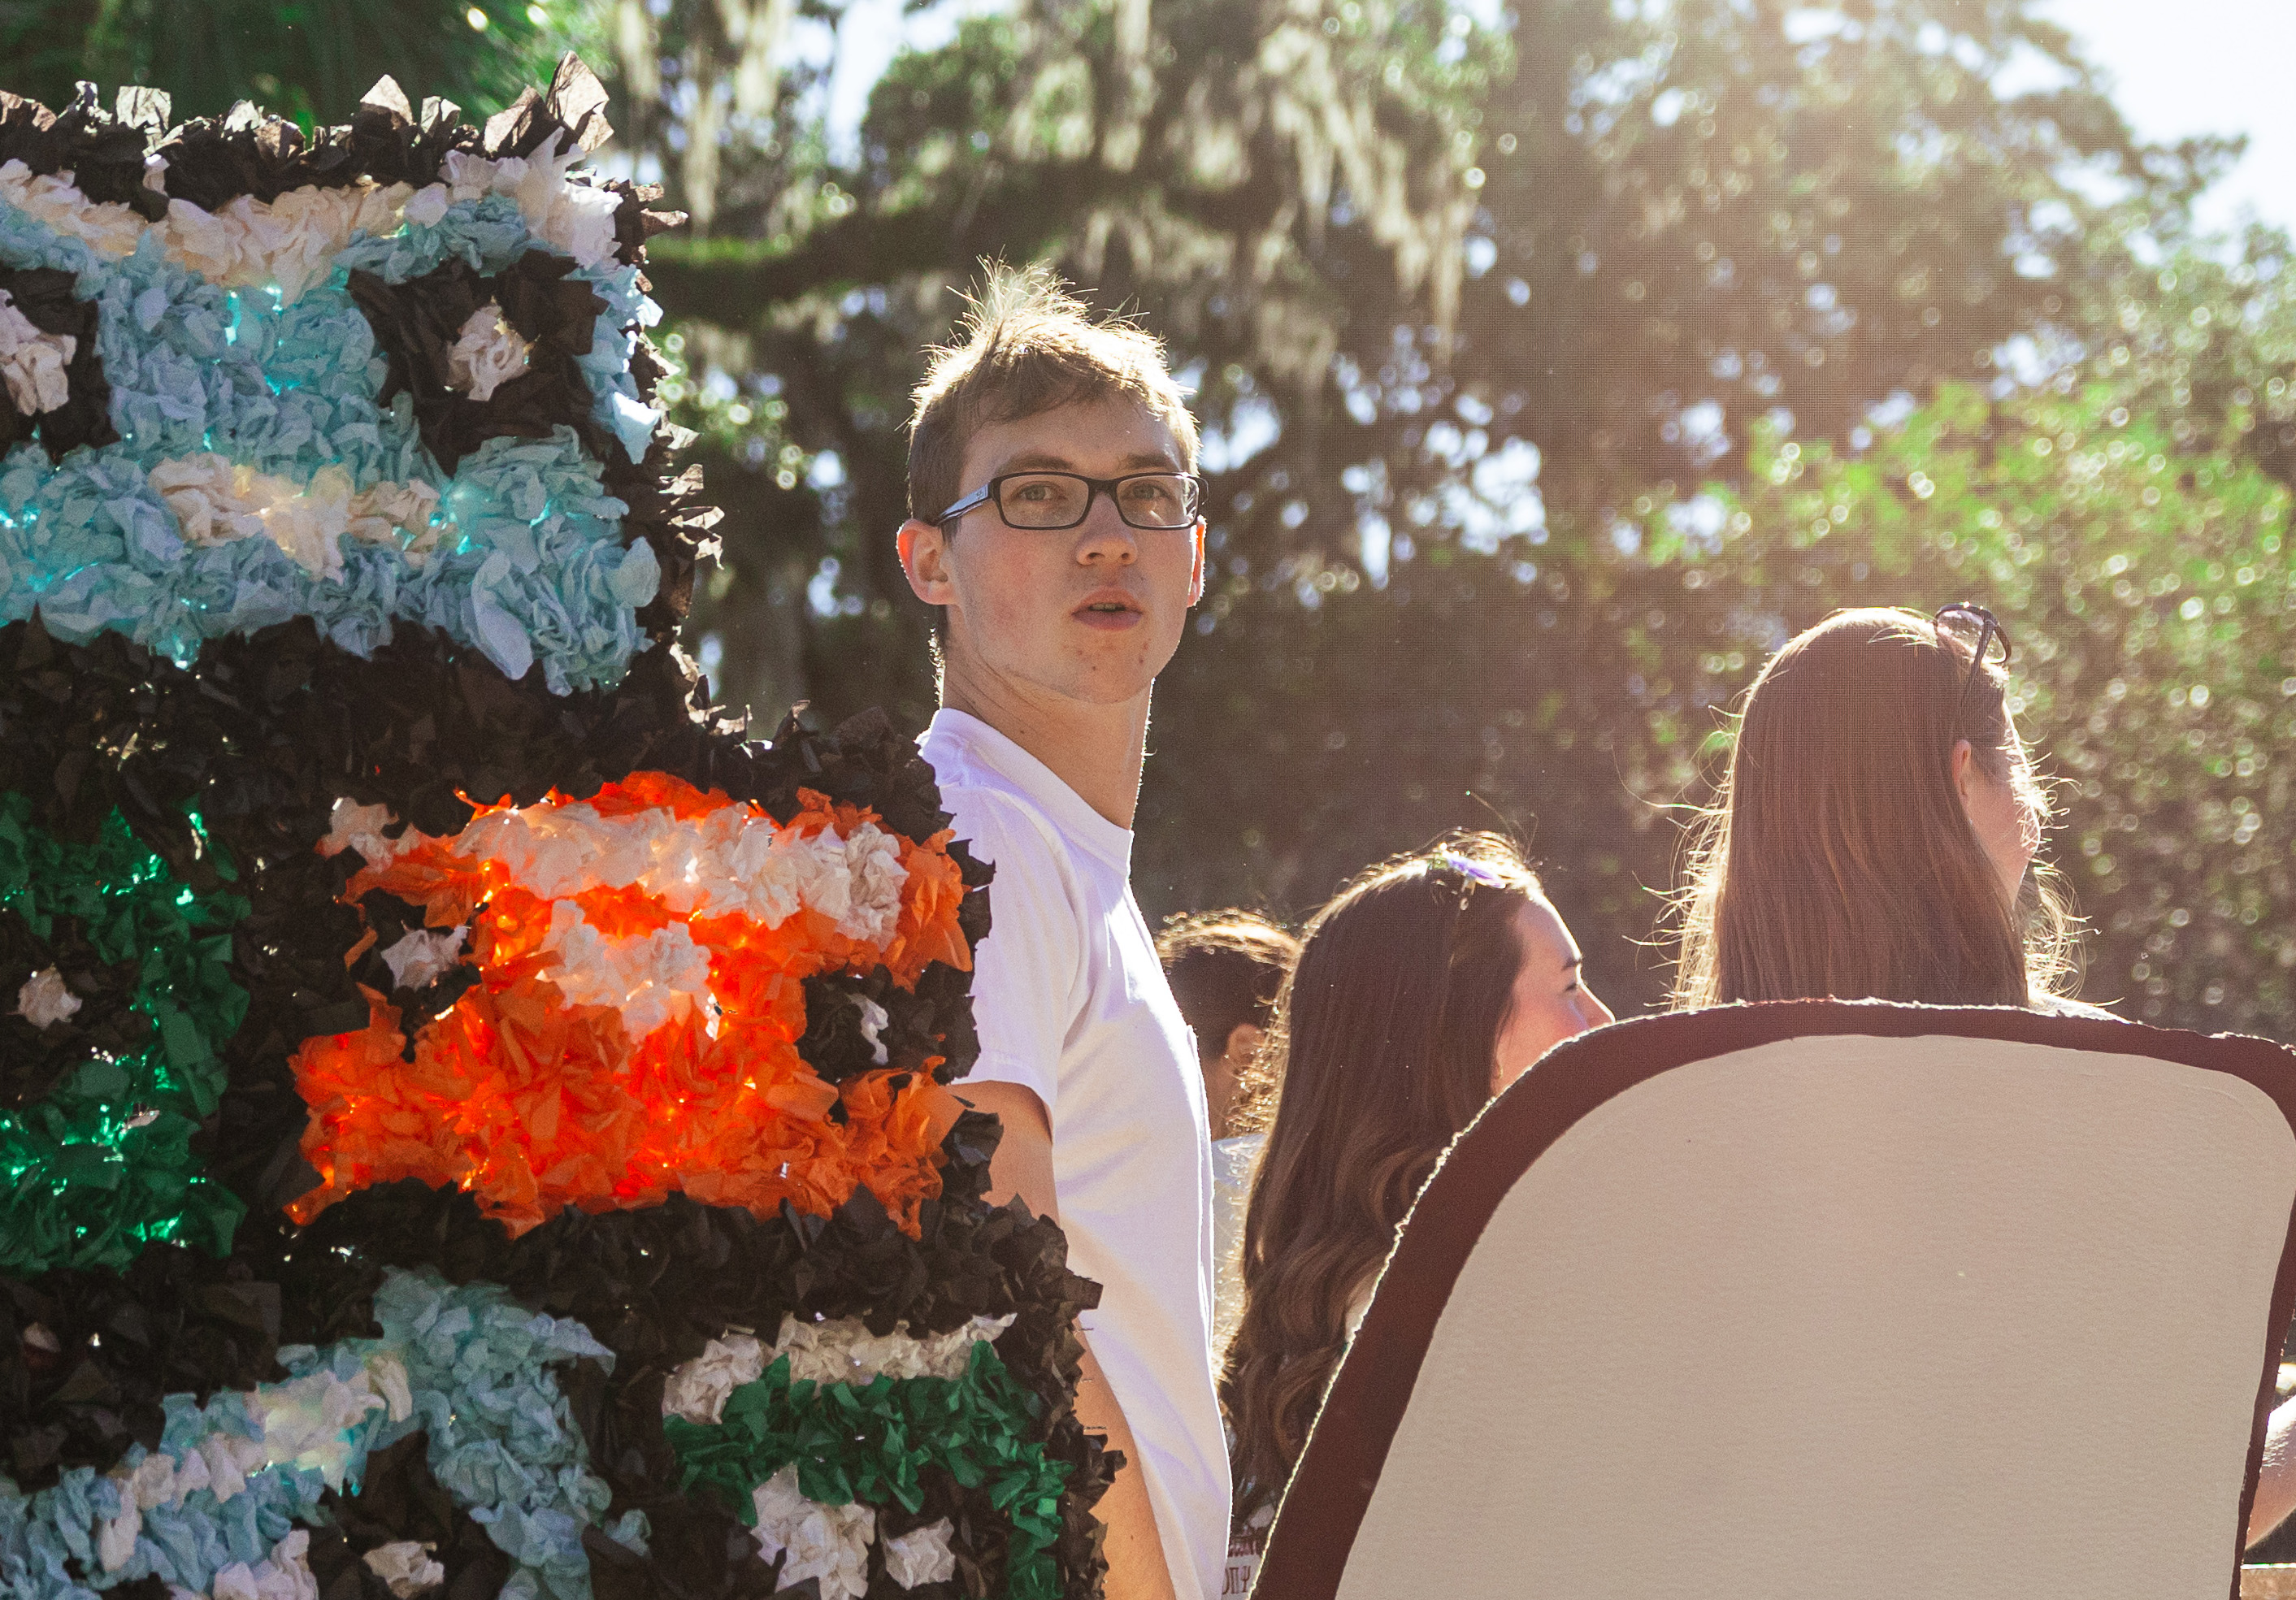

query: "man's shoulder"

left=920, top=727, right=1088, bottom=868
left=929, top=764, right=1068, bottom=868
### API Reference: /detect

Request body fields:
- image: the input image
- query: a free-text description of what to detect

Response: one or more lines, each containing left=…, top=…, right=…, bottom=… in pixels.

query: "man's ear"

left=897, top=518, right=956, bottom=605
left=1187, top=518, right=1207, bottom=606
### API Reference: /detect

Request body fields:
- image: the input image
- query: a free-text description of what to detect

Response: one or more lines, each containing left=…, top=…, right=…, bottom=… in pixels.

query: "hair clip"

left=1440, top=852, right=1505, bottom=887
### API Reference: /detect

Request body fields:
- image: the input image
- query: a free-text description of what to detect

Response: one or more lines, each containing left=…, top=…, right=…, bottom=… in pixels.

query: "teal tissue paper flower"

left=0, top=184, right=667, bottom=692
left=0, top=1268, right=626, bottom=1600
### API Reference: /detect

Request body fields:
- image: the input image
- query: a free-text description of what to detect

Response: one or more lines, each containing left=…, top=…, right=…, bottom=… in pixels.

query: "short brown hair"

left=906, top=262, right=1199, bottom=525
left=1671, top=606, right=2076, bottom=1008
left=1157, top=910, right=1300, bottom=1131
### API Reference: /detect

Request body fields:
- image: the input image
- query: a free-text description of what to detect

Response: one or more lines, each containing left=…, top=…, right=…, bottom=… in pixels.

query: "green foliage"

left=15, top=1, right=2284, bottom=1034
left=2, top=0, right=581, bottom=124
left=616, top=0, right=2296, bottom=1035
left=642, top=0, right=2199, bottom=731
left=1142, top=379, right=2296, bottom=1032
left=1702, top=383, right=2296, bottom=1029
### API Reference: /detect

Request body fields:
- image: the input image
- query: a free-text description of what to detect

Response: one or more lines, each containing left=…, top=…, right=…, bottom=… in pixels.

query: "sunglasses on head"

left=1933, top=601, right=2011, bottom=728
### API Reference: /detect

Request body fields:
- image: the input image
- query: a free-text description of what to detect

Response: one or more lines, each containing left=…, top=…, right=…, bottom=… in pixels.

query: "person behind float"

left=896, top=267, right=1225, bottom=1600
left=1157, top=910, right=1302, bottom=1354
left=1217, top=835, right=1613, bottom=1589
left=1669, top=603, right=2096, bottom=1013
left=1662, top=602, right=2296, bottom=1546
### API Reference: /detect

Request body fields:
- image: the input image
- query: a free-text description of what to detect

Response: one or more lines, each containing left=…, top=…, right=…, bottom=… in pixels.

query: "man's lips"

left=1073, top=590, right=1145, bottom=629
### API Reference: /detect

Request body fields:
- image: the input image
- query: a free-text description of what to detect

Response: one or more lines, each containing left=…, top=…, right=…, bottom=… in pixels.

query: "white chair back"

left=1254, top=1002, right=2296, bottom=1600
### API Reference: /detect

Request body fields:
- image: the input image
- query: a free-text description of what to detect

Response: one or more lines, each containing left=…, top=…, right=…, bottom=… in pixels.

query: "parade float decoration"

left=0, top=62, right=1113, bottom=1600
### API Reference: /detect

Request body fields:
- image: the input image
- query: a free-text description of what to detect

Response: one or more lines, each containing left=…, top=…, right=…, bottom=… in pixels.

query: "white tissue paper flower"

left=362, top=1541, right=446, bottom=1598
left=150, top=457, right=441, bottom=580
left=881, top=1520, right=958, bottom=1590
left=0, top=160, right=145, bottom=255
left=364, top=1351, right=414, bottom=1424
left=120, top=1450, right=177, bottom=1509
left=0, top=289, right=75, bottom=414
left=380, top=926, right=468, bottom=991
left=318, top=798, right=414, bottom=868
left=539, top=901, right=715, bottom=1039
left=660, top=1333, right=767, bottom=1424
left=196, top=1432, right=266, bottom=1504
left=206, top=1530, right=318, bottom=1600
left=97, top=1494, right=140, bottom=1572
left=344, top=479, right=445, bottom=566
left=16, top=965, right=80, bottom=1028
left=858, top=998, right=890, bottom=1066
left=162, top=180, right=414, bottom=304
left=247, top=1367, right=389, bottom=1487
left=148, top=457, right=350, bottom=579
left=437, top=139, right=619, bottom=267
left=445, top=302, right=532, bottom=401
left=750, top=1465, right=875, bottom=1600
left=766, top=1312, right=1016, bottom=1387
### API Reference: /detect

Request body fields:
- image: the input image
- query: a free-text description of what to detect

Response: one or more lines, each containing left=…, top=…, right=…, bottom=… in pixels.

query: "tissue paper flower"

left=0, top=159, right=146, bottom=256
left=0, top=1268, right=632, bottom=1600
left=0, top=94, right=701, bottom=694
left=14, top=965, right=78, bottom=1027
left=286, top=774, right=972, bottom=1236
left=160, top=181, right=416, bottom=305
left=0, top=288, right=74, bottom=413
left=0, top=792, right=250, bottom=1276
left=147, top=456, right=445, bottom=583
left=445, top=302, right=532, bottom=401
left=661, top=1313, right=1016, bottom=1425
left=434, top=139, right=622, bottom=269
left=881, top=1519, right=957, bottom=1589
left=750, top=1465, right=874, bottom=1600
left=664, top=1333, right=1075, bottom=1600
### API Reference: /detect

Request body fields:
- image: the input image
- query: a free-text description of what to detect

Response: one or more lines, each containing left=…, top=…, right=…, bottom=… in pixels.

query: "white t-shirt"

left=1209, top=1132, right=1261, bottom=1359
left=918, top=708, right=1230, bottom=1600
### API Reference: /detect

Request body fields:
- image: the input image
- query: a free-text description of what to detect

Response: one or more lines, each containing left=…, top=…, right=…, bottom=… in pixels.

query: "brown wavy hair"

left=1672, top=606, right=2076, bottom=1007
left=1220, top=834, right=1543, bottom=1515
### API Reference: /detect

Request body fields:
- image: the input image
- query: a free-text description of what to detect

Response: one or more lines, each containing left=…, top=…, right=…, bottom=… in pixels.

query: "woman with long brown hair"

left=1672, top=604, right=2088, bottom=1009
left=1218, top=835, right=1613, bottom=1549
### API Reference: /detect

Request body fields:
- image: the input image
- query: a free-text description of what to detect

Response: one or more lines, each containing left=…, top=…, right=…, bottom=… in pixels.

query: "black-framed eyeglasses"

left=1934, top=601, right=2012, bottom=726
left=935, top=470, right=1204, bottom=531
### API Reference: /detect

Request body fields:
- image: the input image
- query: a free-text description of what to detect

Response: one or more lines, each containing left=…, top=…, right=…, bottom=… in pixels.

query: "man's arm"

left=961, top=1079, right=1182, bottom=1600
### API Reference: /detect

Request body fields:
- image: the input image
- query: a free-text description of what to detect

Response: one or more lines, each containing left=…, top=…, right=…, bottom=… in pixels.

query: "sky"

left=822, top=0, right=2294, bottom=242
left=2032, top=0, right=2296, bottom=238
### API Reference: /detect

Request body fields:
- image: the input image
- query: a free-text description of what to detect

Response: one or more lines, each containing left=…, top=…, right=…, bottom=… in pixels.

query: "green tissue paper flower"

left=665, top=1338, right=1074, bottom=1600
left=0, top=792, right=250, bottom=1275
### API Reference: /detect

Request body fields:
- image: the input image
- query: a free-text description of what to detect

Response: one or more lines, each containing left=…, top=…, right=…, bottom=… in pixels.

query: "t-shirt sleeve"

left=944, top=788, right=1083, bottom=1125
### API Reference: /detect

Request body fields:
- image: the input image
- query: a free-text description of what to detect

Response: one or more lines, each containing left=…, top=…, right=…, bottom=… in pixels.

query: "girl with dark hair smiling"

left=1671, top=604, right=2093, bottom=1012
left=1217, top=835, right=1612, bottom=1577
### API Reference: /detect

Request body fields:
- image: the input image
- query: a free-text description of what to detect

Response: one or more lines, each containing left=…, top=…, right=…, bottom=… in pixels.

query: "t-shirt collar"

left=925, top=707, right=1135, bottom=868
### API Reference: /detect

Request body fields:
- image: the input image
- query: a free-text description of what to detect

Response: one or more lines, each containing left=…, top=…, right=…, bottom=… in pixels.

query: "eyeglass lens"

left=996, top=472, right=1199, bottom=530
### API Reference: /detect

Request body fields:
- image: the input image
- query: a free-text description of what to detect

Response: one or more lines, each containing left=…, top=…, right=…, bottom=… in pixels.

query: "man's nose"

left=1074, top=488, right=1139, bottom=559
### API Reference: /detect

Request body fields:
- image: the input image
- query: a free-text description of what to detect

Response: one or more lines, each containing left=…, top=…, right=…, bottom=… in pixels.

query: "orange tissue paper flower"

left=289, top=772, right=976, bottom=1238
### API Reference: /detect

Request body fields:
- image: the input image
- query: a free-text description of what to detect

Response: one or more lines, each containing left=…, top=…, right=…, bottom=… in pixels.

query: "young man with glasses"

left=896, top=269, right=1223, bottom=1600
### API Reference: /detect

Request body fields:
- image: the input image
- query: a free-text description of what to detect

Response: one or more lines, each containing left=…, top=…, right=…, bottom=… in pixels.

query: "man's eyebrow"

left=1562, top=953, right=1585, bottom=972
left=991, top=449, right=1185, bottom=474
